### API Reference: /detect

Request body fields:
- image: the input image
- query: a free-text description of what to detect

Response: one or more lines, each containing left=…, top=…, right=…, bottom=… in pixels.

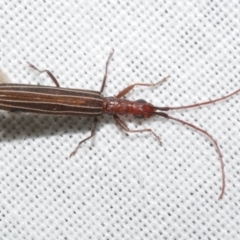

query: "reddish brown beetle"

left=0, top=50, right=239, bottom=199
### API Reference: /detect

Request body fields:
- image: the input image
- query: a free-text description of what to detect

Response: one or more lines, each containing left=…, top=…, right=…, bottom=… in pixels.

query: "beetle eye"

left=136, top=99, right=147, bottom=103
left=134, top=114, right=144, bottom=119
left=134, top=99, right=146, bottom=118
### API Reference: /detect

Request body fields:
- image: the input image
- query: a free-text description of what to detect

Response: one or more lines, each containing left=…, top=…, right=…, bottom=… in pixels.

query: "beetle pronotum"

left=0, top=50, right=239, bottom=199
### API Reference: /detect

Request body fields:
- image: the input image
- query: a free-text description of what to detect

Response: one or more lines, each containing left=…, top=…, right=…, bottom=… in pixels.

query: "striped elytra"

left=0, top=84, right=103, bottom=116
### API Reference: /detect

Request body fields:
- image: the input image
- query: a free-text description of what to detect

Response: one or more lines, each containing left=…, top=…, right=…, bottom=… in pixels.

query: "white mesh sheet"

left=0, top=1, right=240, bottom=239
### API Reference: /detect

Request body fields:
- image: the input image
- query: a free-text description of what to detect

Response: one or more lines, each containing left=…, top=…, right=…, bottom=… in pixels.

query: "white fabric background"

left=0, top=1, right=239, bottom=239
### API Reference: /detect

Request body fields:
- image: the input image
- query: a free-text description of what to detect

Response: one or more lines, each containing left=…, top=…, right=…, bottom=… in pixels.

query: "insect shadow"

left=0, top=113, right=94, bottom=142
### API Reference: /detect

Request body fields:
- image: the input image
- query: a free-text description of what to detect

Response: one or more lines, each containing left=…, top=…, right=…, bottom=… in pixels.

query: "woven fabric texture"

left=0, top=1, right=239, bottom=239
